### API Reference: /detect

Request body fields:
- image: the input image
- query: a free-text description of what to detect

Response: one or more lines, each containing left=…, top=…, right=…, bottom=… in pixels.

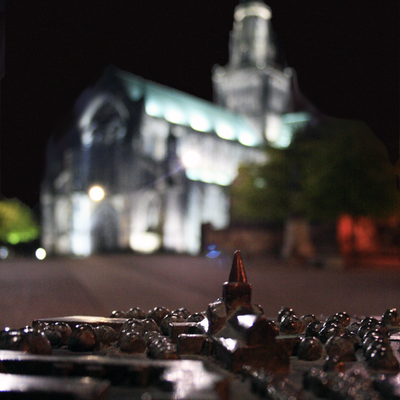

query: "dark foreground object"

left=1, top=251, right=400, bottom=399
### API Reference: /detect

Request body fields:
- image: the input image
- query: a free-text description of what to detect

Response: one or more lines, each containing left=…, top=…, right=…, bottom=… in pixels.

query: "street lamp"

left=35, top=248, right=46, bottom=260
left=89, top=186, right=105, bottom=201
left=182, top=150, right=200, bottom=168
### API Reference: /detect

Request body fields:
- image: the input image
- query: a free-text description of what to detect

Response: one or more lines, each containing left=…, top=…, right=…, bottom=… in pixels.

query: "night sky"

left=1, top=1, right=399, bottom=209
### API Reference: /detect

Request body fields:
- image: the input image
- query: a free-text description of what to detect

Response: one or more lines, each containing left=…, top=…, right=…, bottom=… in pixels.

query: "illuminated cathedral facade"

left=41, top=0, right=303, bottom=256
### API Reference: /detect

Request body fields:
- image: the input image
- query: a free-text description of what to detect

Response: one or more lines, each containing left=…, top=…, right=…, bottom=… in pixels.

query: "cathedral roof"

left=115, top=68, right=262, bottom=147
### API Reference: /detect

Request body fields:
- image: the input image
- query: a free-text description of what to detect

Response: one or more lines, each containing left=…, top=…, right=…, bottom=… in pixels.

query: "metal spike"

left=228, top=250, right=248, bottom=283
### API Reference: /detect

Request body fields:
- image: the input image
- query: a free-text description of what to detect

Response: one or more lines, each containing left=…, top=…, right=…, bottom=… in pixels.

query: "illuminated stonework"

left=41, top=1, right=298, bottom=256
left=41, top=64, right=268, bottom=256
left=212, top=0, right=295, bottom=147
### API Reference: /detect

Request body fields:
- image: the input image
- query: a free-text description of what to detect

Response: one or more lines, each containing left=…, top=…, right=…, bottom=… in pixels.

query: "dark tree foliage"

left=0, top=198, right=39, bottom=244
left=231, top=119, right=400, bottom=224
left=231, top=147, right=291, bottom=223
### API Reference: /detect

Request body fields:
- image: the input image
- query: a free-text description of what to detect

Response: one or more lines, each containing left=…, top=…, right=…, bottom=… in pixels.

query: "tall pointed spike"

left=228, top=250, right=248, bottom=283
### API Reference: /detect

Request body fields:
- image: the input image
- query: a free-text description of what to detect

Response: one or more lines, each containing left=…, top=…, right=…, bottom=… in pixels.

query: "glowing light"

left=212, top=174, right=232, bottom=186
left=162, top=361, right=219, bottom=399
left=185, top=169, right=201, bottom=182
left=182, top=151, right=201, bottom=168
left=35, top=248, right=46, bottom=260
left=265, top=114, right=281, bottom=142
left=237, top=314, right=257, bottom=329
left=81, top=130, right=93, bottom=147
left=89, top=186, right=105, bottom=202
left=281, top=112, right=310, bottom=124
left=238, top=132, right=258, bottom=146
left=129, top=232, right=161, bottom=254
left=189, top=115, right=211, bottom=132
left=275, top=126, right=292, bottom=148
left=71, top=233, right=91, bottom=256
left=235, top=4, right=271, bottom=21
left=218, top=337, right=238, bottom=352
left=199, top=317, right=209, bottom=333
left=206, top=250, right=221, bottom=258
left=145, top=101, right=162, bottom=117
left=7, top=233, right=19, bottom=245
left=199, top=171, right=216, bottom=184
left=216, top=124, right=235, bottom=140
left=0, top=247, right=9, bottom=260
left=185, top=169, right=233, bottom=186
left=165, top=108, right=185, bottom=124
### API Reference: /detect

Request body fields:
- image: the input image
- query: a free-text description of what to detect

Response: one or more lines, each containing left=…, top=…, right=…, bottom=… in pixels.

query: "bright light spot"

left=81, top=130, right=93, bottom=147
left=185, top=169, right=233, bottom=186
left=281, top=112, right=310, bottom=124
left=0, top=247, right=9, bottom=260
left=185, top=169, right=201, bottom=182
left=129, top=232, right=161, bottom=254
left=35, top=248, right=46, bottom=260
left=71, top=233, right=91, bottom=256
left=189, top=115, right=211, bottom=132
left=238, top=132, right=258, bottom=146
left=206, top=250, right=221, bottom=258
left=265, top=114, right=282, bottom=142
left=165, top=108, right=185, bottom=124
left=145, top=101, right=162, bottom=117
left=274, top=126, right=292, bottom=148
left=162, top=361, right=218, bottom=399
left=216, top=124, right=235, bottom=140
left=199, top=171, right=215, bottom=184
left=212, top=174, right=233, bottom=186
left=199, top=317, right=209, bottom=333
left=182, top=151, right=201, bottom=168
left=235, top=4, right=271, bottom=21
left=237, top=314, right=258, bottom=329
left=7, top=233, right=20, bottom=245
left=218, top=337, right=238, bottom=352
left=89, top=186, right=105, bottom=201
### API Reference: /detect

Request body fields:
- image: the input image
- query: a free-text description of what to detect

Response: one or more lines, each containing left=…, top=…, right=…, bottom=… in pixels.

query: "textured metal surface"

left=2, top=252, right=400, bottom=399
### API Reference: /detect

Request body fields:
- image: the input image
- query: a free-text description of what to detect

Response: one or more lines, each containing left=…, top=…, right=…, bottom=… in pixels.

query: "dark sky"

left=1, top=2, right=238, bottom=208
left=1, top=1, right=399, bottom=208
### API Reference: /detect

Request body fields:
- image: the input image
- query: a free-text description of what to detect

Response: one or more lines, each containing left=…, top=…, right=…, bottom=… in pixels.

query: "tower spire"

left=228, top=250, right=248, bottom=283
left=222, top=250, right=252, bottom=314
left=229, top=0, right=272, bottom=68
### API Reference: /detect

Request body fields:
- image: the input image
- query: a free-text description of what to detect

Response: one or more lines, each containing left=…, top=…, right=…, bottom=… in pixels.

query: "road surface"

left=0, top=252, right=399, bottom=329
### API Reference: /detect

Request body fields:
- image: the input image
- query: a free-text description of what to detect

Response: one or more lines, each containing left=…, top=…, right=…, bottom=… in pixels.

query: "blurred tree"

left=0, top=198, right=40, bottom=245
left=231, top=119, right=400, bottom=258
left=299, top=120, right=399, bottom=222
left=231, top=146, right=292, bottom=224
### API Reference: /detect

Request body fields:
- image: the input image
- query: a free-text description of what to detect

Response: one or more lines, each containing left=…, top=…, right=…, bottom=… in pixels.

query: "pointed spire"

left=228, top=250, right=248, bottom=283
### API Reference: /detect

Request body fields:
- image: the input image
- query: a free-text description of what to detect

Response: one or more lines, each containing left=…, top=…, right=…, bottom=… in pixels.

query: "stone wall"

left=201, top=223, right=283, bottom=257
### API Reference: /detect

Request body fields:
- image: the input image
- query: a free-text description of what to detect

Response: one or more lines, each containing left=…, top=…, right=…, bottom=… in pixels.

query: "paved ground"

left=0, top=252, right=399, bottom=329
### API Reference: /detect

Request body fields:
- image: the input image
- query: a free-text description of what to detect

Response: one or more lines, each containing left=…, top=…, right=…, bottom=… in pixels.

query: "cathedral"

left=41, top=1, right=305, bottom=256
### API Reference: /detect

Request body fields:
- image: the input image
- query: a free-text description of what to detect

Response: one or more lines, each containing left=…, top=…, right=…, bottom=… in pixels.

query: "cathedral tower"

left=212, top=0, right=291, bottom=145
left=229, top=0, right=272, bottom=69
